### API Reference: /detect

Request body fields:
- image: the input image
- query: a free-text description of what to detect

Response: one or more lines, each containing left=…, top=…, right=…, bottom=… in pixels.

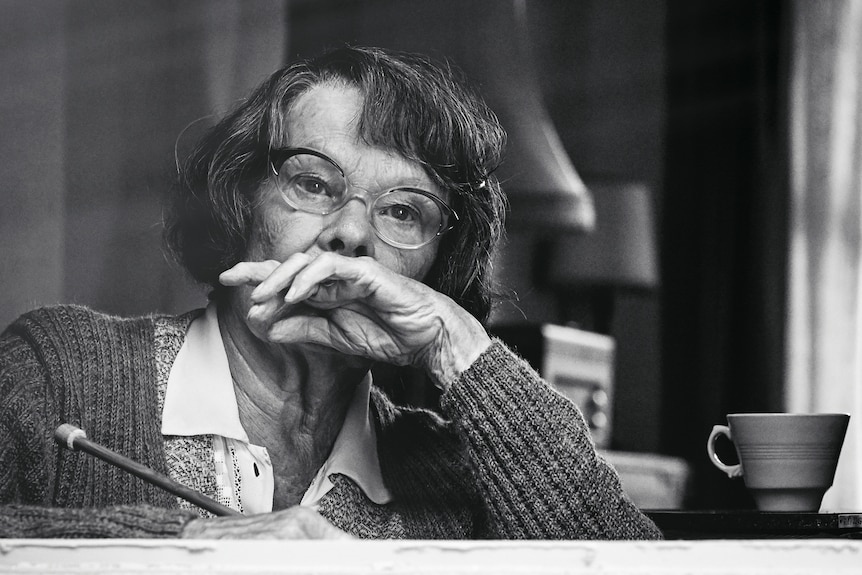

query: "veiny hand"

left=180, top=506, right=354, bottom=539
left=219, top=252, right=491, bottom=389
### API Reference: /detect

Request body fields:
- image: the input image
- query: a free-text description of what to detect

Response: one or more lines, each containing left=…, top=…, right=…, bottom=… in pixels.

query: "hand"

left=219, top=252, right=491, bottom=388
left=180, top=506, right=354, bottom=539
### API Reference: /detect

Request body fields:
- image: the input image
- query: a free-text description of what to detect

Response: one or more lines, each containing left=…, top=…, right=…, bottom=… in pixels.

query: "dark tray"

left=645, top=510, right=862, bottom=539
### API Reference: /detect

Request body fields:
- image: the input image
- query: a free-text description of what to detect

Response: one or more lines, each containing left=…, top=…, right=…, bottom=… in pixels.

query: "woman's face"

left=234, top=83, right=446, bottom=334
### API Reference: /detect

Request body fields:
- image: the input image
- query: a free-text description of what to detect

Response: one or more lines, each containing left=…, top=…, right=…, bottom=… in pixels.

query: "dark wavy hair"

left=165, top=46, right=507, bottom=323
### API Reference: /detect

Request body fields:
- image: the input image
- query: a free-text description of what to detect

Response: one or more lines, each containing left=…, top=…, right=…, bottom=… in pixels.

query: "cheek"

left=246, top=209, right=316, bottom=262
left=386, top=244, right=439, bottom=282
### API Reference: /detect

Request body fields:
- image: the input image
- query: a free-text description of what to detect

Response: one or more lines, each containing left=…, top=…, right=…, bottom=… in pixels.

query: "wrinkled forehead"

left=280, top=82, right=363, bottom=146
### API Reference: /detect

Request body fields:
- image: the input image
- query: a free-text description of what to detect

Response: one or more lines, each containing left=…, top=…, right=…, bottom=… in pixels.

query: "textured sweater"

left=0, top=305, right=661, bottom=539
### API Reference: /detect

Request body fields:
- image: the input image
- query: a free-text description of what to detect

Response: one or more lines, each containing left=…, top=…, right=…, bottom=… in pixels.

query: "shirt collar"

left=323, top=374, right=391, bottom=504
left=163, top=302, right=391, bottom=504
left=162, top=303, right=247, bottom=440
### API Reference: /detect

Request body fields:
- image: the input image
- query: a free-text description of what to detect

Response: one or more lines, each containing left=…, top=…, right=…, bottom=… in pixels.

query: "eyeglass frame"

left=268, top=147, right=460, bottom=250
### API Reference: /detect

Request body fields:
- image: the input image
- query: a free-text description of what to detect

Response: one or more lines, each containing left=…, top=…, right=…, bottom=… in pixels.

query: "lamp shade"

left=547, top=182, right=659, bottom=289
left=463, top=0, right=595, bottom=232
left=289, top=0, right=595, bottom=232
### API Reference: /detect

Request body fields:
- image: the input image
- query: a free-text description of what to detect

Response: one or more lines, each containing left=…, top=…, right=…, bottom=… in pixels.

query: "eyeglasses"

left=268, top=148, right=459, bottom=249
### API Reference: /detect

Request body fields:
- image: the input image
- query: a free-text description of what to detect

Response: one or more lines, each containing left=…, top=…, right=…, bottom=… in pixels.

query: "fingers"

left=246, top=293, right=289, bottom=328
left=220, top=254, right=400, bottom=354
left=250, top=253, right=315, bottom=303
left=220, top=254, right=378, bottom=307
left=219, top=260, right=281, bottom=286
left=249, top=253, right=372, bottom=305
left=283, top=256, right=342, bottom=303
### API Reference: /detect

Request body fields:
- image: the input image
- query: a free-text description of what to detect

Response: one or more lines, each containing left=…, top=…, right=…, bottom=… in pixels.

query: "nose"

left=318, top=198, right=375, bottom=257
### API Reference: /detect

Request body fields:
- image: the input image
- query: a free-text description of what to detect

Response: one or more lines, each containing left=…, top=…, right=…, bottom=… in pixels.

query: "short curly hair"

left=164, top=45, right=507, bottom=323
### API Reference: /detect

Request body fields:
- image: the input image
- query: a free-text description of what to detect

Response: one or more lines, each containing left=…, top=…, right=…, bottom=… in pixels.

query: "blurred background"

left=2, top=0, right=861, bottom=513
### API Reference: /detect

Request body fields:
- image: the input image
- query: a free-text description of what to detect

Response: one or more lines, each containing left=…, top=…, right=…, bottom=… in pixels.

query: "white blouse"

left=162, top=303, right=391, bottom=514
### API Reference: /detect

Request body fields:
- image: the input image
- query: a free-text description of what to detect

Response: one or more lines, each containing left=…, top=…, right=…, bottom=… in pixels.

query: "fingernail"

left=247, top=304, right=265, bottom=322
left=250, top=286, right=266, bottom=302
left=283, top=285, right=298, bottom=302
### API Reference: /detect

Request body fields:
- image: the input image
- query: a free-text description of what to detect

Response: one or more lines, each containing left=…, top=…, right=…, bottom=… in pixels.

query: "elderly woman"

left=0, top=46, right=660, bottom=540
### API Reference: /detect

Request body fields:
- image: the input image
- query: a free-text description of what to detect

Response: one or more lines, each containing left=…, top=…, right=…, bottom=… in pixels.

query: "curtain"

left=787, top=0, right=862, bottom=511
left=0, top=1, right=285, bottom=329
left=661, top=0, right=788, bottom=509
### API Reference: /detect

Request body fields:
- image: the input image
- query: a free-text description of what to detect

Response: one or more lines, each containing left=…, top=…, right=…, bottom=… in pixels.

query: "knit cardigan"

left=0, top=305, right=661, bottom=539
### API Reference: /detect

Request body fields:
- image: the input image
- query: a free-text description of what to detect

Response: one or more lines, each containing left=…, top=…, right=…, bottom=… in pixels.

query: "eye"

left=293, top=175, right=332, bottom=197
left=380, top=203, right=420, bottom=223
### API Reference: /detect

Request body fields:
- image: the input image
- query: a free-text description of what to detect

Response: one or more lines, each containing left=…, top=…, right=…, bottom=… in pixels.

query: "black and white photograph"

left=1, top=1, right=860, bottom=572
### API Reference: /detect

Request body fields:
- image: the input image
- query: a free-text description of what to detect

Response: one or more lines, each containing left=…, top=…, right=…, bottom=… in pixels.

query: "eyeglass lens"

left=276, top=153, right=450, bottom=247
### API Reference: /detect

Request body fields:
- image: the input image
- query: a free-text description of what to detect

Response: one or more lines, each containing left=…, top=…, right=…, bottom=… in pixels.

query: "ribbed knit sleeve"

left=0, top=504, right=193, bottom=538
left=439, top=339, right=662, bottom=540
left=0, top=306, right=198, bottom=538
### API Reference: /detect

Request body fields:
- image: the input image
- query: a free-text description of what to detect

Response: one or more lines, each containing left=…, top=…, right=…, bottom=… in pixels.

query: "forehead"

left=283, top=83, right=436, bottom=188
left=284, top=83, right=363, bottom=145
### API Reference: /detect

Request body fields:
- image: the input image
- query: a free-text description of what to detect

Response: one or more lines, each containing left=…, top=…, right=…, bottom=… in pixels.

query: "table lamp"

left=546, top=182, right=659, bottom=334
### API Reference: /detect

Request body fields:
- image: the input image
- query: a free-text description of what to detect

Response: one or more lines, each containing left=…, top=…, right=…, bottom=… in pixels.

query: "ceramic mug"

left=707, top=413, right=850, bottom=512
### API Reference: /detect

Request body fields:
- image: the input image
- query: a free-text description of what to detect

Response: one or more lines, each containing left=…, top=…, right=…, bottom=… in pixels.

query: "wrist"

left=426, top=315, right=492, bottom=390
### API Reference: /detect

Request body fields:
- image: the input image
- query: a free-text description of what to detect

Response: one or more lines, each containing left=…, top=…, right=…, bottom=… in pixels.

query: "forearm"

left=440, top=340, right=662, bottom=540
left=0, top=504, right=196, bottom=539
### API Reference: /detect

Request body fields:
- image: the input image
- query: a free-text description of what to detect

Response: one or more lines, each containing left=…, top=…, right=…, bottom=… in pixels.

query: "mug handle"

left=707, top=424, right=743, bottom=478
